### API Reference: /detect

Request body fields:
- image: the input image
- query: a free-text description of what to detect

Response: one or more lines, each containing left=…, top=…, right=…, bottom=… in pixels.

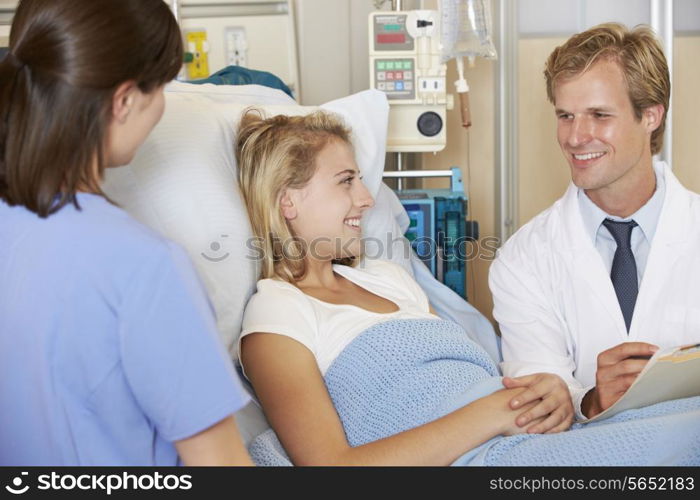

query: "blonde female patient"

left=235, top=111, right=700, bottom=466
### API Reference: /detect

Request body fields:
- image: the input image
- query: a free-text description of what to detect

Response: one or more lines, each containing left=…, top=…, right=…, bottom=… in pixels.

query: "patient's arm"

left=242, top=332, right=540, bottom=466
left=175, top=416, right=253, bottom=466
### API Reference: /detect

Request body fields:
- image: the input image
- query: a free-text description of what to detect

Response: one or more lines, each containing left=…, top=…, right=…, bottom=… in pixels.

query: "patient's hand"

left=481, top=388, right=546, bottom=436
left=502, top=373, right=573, bottom=434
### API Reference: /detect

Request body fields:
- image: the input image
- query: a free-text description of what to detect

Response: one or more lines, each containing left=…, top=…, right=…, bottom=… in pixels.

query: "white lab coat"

left=489, top=162, right=700, bottom=416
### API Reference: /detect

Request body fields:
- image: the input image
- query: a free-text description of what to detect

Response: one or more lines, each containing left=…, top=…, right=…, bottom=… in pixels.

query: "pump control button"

left=417, top=112, right=442, bottom=137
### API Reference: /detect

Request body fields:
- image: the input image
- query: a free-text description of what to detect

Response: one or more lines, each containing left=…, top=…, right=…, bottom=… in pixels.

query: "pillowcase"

left=102, top=82, right=389, bottom=354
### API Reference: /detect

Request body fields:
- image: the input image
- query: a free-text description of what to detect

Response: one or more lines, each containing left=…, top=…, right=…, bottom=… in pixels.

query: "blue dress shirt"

left=577, top=164, right=666, bottom=285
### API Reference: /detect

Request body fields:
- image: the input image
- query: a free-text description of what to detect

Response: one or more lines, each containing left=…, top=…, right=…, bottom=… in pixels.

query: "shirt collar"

left=577, top=162, right=666, bottom=245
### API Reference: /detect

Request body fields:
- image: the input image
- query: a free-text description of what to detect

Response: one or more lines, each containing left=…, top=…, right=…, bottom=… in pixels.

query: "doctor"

left=489, top=23, right=700, bottom=420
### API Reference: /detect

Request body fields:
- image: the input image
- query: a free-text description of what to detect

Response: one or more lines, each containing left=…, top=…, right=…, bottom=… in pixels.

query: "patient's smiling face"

left=282, top=139, right=374, bottom=260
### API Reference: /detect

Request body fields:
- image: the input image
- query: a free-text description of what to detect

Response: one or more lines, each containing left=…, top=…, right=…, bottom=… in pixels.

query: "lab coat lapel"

left=559, top=183, right=629, bottom=337
left=630, top=163, right=690, bottom=338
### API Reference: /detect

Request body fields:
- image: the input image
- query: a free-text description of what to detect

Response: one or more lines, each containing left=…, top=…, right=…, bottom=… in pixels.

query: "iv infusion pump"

left=369, top=10, right=450, bottom=153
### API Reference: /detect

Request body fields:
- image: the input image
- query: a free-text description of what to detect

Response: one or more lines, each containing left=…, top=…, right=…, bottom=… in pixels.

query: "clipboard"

left=584, top=342, right=700, bottom=422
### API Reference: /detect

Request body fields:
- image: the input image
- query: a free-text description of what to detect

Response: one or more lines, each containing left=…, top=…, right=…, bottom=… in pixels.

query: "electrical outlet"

left=418, top=77, right=445, bottom=93
left=185, top=30, right=210, bottom=80
left=225, top=27, right=248, bottom=67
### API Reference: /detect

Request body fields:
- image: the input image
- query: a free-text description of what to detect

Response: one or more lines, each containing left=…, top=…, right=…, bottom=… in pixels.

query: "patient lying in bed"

left=235, top=108, right=700, bottom=466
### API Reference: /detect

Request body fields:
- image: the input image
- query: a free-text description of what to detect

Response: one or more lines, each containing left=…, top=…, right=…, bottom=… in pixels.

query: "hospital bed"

left=101, top=81, right=502, bottom=446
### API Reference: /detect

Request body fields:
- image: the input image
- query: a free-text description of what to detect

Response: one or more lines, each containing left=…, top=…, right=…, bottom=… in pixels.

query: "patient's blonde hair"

left=236, top=109, right=356, bottom=282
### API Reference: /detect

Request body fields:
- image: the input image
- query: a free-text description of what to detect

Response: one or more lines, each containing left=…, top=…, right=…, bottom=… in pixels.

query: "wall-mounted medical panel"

left=176, top=0, right=299, bottom=94
left=369, top=10, right=448, bottom=153
left=0, top=0, right=300, bottom=94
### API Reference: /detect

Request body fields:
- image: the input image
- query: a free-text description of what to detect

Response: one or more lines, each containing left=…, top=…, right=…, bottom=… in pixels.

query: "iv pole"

left=393, top=0, right=405, bottom=190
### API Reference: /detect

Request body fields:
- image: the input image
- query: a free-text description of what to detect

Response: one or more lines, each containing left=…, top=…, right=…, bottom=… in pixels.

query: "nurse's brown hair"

left=0, top=0, right=183, bottom=217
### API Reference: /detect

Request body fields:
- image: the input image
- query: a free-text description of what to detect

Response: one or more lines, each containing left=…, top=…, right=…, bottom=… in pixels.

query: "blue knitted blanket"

left=248, top=319, right=700, bottom=465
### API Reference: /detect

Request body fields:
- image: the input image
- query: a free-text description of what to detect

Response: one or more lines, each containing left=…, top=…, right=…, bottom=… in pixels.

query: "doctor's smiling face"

left=554, top=58, right=663, bottom=201
left=281, top=139, right=374, bottom=261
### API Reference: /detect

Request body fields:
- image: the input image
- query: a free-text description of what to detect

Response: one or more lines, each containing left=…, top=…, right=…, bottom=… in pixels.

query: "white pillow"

left=362, top=183, right=414, bottom=275
left=103, top=82, right=389, bottom=355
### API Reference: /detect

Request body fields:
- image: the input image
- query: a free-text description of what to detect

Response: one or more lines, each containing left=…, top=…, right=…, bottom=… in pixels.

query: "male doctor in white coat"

left=489, top=23, right=700, bottom=421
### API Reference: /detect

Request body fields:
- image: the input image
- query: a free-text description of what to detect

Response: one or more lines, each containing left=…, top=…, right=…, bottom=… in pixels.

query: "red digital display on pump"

left=377, top=33, right=406, bottom=45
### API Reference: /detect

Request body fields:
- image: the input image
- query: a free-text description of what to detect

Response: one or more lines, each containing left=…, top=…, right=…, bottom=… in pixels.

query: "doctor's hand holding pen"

left=502, top=373, right=574, bottom=434
left=581, top=342, right=659, bottom=419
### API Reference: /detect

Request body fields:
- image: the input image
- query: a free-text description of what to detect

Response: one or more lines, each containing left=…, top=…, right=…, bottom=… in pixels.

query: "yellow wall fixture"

left=185, top=30, right=210, bottom=80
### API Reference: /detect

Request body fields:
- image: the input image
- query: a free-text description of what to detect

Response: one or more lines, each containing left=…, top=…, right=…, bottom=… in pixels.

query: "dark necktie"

left=602, top=219, right=638, bottom=332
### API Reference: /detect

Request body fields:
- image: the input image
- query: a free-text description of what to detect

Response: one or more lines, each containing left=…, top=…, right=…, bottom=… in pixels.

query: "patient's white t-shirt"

left=239, top=259, right=437, bottom=375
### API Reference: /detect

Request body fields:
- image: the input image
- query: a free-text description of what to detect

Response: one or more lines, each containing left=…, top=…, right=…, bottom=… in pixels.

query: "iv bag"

left=439, top=0, right=497, bottom=63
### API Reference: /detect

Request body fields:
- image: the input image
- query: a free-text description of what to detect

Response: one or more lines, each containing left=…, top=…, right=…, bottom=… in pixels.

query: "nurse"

left=0, top=0, right=251, bottom=465
left=490, top=23, right=700, bottom=420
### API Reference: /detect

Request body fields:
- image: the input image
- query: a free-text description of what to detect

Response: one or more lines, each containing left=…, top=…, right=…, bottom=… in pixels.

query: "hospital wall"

left=294, top=0, right=374, bottom=105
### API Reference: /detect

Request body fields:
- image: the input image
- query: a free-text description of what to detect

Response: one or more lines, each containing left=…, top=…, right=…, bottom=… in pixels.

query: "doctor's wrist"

left=581, top=388, right=602, bottom=418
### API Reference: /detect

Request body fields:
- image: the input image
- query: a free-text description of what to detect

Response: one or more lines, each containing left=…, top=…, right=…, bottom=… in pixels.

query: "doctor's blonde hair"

left=544, top=22, right=670, bottom=155
left=236, top=109, right=356, bottom=283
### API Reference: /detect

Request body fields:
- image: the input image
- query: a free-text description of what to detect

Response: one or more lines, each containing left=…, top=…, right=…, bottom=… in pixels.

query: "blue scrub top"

left=0, top=194, right=249, bottom=465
